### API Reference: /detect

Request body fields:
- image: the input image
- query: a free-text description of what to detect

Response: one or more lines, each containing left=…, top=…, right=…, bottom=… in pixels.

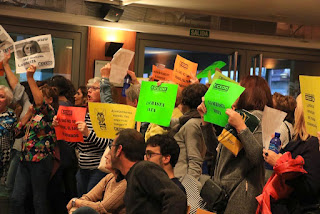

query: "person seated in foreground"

left=109, top=129, right=187, bottom=214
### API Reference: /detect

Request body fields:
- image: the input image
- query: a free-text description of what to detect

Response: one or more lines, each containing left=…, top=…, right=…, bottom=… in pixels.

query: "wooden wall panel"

left=86, top=27, right=136, bottom=104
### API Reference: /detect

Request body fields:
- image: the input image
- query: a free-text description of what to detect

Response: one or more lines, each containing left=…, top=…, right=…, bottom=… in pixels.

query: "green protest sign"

left=135, top=81, right=178, bottom=127
left=196, top=61, right=226, bottom=79
left=211, top=71, right=238, bottom=84
left=204, top=79, right=245, bottom=127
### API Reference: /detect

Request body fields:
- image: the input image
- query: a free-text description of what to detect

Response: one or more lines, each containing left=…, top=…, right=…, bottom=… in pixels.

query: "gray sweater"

left=201, top=110, right=264, bottom=214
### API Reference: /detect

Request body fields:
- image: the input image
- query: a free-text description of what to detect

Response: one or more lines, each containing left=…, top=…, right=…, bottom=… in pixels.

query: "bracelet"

left=71, top=198, right=77, bottom=207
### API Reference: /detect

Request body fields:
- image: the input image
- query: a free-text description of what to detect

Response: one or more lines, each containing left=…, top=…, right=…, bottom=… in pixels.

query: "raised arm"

left=26, top=65, right=43, bottom=107
left=2, top=52, right=19, bottom=90
left=100, top=63, right=113, bottom=103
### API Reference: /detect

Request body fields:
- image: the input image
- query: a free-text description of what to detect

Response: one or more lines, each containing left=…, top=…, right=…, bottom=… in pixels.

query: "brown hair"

left=40, top=84, right=59, bottom=110
left=236, top=75, right=273, bottom=111
left=273, top=92, right=297, bottom=124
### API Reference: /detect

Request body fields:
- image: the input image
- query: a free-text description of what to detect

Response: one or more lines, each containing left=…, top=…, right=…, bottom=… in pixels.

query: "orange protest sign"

left=173, top=55, right=198, bottom=88
left=151, top=65, right=173, bottom=81
left=55, top=106, right=87, bottom=142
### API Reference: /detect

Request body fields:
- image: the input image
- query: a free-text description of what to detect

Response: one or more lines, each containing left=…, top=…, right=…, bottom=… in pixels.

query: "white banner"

left=0, top=25, right=14, bottom=62
left=109, top=48, right=134, bottom=84
left=14, top=34, right=55, bottom=73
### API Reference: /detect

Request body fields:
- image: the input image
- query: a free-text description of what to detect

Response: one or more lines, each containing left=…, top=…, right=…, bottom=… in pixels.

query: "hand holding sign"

left=226, top=109, right=246, bottom=133
left=76, top=121, right=89, bottom=137
left=26, top=65, right=36, bottom=78
left=100, top=63, right=111, bottom=78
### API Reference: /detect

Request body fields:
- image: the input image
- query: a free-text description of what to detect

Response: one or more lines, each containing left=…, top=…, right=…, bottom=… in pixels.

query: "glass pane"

left=144, top=47, right=239, bottom=83
left=250, top=57, right=320, bottom=96
left=0, top=33, right=73, bottom=87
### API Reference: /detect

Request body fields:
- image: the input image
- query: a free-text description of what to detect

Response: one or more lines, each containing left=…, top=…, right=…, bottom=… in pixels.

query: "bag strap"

left=284, top=121, right=292, bottom=142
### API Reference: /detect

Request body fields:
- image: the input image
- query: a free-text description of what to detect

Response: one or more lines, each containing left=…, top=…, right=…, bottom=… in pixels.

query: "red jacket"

left=256, top=152, right=307, bottom=214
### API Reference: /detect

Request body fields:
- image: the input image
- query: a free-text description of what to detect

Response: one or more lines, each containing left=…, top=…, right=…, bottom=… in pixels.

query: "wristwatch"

left=72, top=198, right=77, bottom=207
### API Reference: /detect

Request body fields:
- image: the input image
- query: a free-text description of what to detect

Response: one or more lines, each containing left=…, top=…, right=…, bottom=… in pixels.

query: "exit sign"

left=190, top=29, right=210, bottom=38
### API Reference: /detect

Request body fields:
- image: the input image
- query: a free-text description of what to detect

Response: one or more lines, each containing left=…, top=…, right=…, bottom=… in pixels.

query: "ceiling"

left=127, top=0, right=320, bottom=25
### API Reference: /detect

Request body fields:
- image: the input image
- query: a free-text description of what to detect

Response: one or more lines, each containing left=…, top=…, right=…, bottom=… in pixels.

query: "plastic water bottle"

left=122, top=74, right=132, bottom=97
left=265, top=132, right=281, bottom=170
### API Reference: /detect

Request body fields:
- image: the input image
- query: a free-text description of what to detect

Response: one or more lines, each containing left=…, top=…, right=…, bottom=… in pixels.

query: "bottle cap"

left=275, top=132, right=280, bottom=138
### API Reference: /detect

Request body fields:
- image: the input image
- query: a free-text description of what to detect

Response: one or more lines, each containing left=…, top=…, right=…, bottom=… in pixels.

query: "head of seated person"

left=145, top=134, right=180, bottom=175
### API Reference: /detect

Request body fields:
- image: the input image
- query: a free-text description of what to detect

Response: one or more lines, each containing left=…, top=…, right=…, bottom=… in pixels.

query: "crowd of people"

left=0, top=50, right=320, bottom=214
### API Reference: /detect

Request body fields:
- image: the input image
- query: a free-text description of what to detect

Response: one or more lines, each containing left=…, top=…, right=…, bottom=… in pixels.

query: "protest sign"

left=0, top=25, right=14, bottom=62
left=196, top=61, right=226, bottom=79
left=299, top=75, right=320, bottom=137
left=109, top=48, right=135, bottom=85
left=54, top=106, right=87, bottom=142
left=14, top=34, right=55, bottom=73
left=135, top=81, right=178, bottom=127
left=204, top=79, right=245, bottom=127
left=89, top=102, right=136, bottom=139
left=262, top=106, right=287, bottom=149
left=211, top=71, right=238, bottom=85
left=172, top=55, right=198, bottom=88
left=151, top=65, right=173, bottom=81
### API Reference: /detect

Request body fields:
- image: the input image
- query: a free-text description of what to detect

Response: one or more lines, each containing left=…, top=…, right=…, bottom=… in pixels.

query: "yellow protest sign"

left=299, top=75, right=320, bottom=137
left=88, top=102, right=136, bottom=139
left=211, top=71, right=238, bottom=85
left=173, top=55, right=198, bottom=88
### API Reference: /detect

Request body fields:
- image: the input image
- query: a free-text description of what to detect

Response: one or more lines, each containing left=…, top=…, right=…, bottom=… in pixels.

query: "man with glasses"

left=145, top=134, right=186, bottom=193
left=146, top=134, right=207, bottom=214
left=109, top=129, right=187, bottom=214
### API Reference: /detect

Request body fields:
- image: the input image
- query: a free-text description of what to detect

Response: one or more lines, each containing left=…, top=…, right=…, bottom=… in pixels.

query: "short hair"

left=115, top=129, right=145, bottom=162
left=273, top=92, right=296, bottom=124
left=0, top=85, right=13, bottom=105
left=181, top=83, right=208, bottom=109
left=40, top=84, right=59, bottom=110
left=236, top=75, right=273, bottom=111
left=146, top=134, right=180, bottom=167
left=87, top=77, right=101, bottom=87
left=125, top=84, right=140, bottom=102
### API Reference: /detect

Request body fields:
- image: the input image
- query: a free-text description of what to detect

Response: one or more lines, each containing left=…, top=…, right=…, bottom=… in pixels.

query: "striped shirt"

left=69, top=113, right=112, bottom=169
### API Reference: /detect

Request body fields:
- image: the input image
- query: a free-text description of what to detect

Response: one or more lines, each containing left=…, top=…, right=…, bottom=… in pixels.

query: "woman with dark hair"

left=48, top=75, right=76, bottom=106
left=198, top=75, right=273, bottom=214
left=259, top=94, right=320, bottom=213
left=74, top=86, right=88, bottom=107
left=170, top=83, right=208, bottom=181
left=11, top=65, right=59, bottom=214
left=22, top=41, right=41, bottom=57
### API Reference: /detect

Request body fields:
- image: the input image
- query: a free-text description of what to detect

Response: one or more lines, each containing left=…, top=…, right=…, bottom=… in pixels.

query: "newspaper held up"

left=14, top=34, right=55, bottom=73
left=0, top=25, right=14, bottom=62
left=109, top=48, right=135, bottom=85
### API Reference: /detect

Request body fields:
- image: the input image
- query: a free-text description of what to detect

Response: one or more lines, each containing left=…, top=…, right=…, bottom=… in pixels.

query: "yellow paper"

left=299, top=75, right=320, bottom=137
left=218, top=129, right=243, bottom=156
left=212, top=71, right=239, bottom=85
left=88, top=102, right=136, bottom=139
left=173, top=55, right=198, bottom=88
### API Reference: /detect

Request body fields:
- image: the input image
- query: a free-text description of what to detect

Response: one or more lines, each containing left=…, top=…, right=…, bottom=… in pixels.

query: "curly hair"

left=146, top=134, right=180, bottom=167
left=48, top=75, right=76, bottom=105
left=273, top=92, right=296, bottom=124
left=181, top=84, right=208, bottom=109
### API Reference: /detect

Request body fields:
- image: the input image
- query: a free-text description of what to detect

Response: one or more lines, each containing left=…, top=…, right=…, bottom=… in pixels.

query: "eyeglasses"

left=145, top=151, right=162, bottom=159
left=108, top=143, right=118, bottom=150
left=87, top=86, right=100, bottom=91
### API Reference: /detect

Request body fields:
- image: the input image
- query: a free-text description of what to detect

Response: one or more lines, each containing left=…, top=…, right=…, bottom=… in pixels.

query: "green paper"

left=135, top=81, right=178, bottom=127
left=211, top=71, right=238, bottom=85
left=196, top=61, right=226, bottom=79
left=204, top=79, right=245, bottom=127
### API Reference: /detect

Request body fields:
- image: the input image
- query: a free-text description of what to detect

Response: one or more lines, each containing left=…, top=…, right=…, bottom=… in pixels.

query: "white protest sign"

left=0, top=25, right=14, bottom=62
left=14, top=34, right=55, bottom=73
left=109, top=48, right=134, bottom=84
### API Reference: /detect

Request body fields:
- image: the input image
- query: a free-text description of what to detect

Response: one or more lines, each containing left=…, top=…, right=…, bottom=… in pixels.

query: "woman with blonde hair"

left=262, top=94, right=320, bottom=213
